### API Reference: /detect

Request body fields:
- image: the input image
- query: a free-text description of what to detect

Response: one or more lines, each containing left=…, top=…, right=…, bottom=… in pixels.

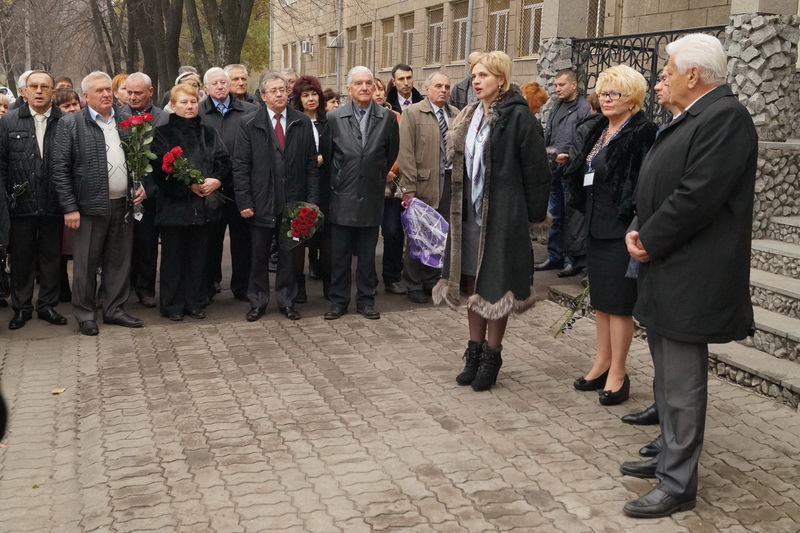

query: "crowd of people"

left=0, top=33, right=758, bottom=519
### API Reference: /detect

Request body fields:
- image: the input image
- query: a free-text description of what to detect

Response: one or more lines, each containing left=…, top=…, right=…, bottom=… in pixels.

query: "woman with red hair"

left=520, top=80, right=549, bottom=115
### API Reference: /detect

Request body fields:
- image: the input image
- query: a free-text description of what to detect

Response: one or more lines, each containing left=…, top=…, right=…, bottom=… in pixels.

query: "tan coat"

left=397, top=99, right=459, bottom=209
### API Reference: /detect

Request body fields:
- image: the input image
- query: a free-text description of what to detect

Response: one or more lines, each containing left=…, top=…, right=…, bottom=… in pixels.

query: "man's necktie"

left=274, top=113, right=285, bottom=150
left=404, top=99, right=411, bottom=108
left=438, top=109, right=448, bottom=175
left=216, top=102, right=226, bottom=115
left=34, top=114, right=46, bottom=157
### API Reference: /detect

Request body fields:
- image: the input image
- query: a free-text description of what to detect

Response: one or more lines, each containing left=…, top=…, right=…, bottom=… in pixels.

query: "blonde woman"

left=566, top=65, right=657, bottom=405
left=434, top=51, right=550, bottom=391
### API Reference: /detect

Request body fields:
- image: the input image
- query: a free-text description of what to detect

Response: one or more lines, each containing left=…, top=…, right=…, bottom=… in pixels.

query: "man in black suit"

left=321, top=66, right=400, bottom=320
left=621, top=33, right=757, bottom=518
left=233, top=72, right=319, bottom=322
left=123, top=72, right=167, bottom=309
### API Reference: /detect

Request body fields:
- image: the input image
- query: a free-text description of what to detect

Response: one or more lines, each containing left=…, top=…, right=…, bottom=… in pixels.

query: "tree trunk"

left=88, top=0, right=113, bottom=73
left=164, top=0, right=183, bottom=84
left=184, top=0, right=209, bottom=72
left=126, top=2, right=139, bottom=72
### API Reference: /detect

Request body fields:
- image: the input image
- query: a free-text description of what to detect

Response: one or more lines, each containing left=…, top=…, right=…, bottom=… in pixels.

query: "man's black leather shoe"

left=407, top=290, right=430, bottom=304
left=385, top=281, right=407, bottom=295
left=620, top=456, right=658, bottom=479
left=246, top=307, right=265, bottom=322
left=534, top=259, right=563, bottom=271
left=103, top=313, right=143, bottom=328
left=187, top=309, right=206, bottom=320
left=38, top=307, right=68, bottom=325
left=639, top=434, right=663, bottom=457
left=280, top=306, right=301, bottom=320
left=79, top=320, right=99, bottom=336
left=622, top=403, right=659, bottom=425
left=9, top=310, right=32, bottom=330
left=324, top=306, right=347, bottom=320
left=357, top=306, right=380, bottom=320
left=623, top=488, right=696, bottom=518
left=166, top=313, right=184, bottom=322
left=557, top=264, right=585, bottom=278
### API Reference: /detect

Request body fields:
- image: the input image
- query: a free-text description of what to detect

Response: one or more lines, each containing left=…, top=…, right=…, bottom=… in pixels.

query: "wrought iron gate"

left=572, top=25, right=726, bottom=124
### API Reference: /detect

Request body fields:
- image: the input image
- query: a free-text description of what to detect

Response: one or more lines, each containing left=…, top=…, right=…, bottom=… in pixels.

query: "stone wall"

left=752, top=142, right=800, bottom=238
left=536, top=37, right=575, bottom=121
left=726, top=13, right=800, bottom=141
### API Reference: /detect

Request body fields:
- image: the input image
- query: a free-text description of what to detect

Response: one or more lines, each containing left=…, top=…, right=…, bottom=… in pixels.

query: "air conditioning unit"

left=327, top=34, right=344, bottom=49
left=301, top=40, right=313, bottom=55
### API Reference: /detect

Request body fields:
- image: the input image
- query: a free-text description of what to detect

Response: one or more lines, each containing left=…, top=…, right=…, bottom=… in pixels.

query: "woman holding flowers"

left=433, top=51, right=550, bottom=391
left=152, top=83, right=232, bottom=321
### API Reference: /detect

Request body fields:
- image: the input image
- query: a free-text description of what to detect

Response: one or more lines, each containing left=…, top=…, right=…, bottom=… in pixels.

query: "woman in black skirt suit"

left=566, top=65, right=656, bottom=405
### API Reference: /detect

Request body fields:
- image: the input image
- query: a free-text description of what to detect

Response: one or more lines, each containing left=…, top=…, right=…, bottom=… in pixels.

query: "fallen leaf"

left=51, top=388, right=67, bottom=395
left=32, top=484, right=40, bottom=489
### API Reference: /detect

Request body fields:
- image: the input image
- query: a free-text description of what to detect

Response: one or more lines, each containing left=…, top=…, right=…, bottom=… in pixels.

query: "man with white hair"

left=621, top=33, right=757, bottom=518
left=321, top=66, right=399, bottom=320
left=224, top=64, right=255, bottom=104
left=10, top=70, right=34, bottom=110
left=199, top=67, right=258, bottom=303
left=448, top=52, right=481, bottom=110
left=51, top=71, right=147, bottom=335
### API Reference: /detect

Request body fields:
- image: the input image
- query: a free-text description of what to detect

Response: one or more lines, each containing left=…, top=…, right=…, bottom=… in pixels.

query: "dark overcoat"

left=151, top=114, right=232, bottom=227
left=633, top=85, right=757, bottom=344
left=232, top=106, right=320, bottom=228
left=433, top=89, right=550, bottom=319
left=320, top=101, right=399, bottom=227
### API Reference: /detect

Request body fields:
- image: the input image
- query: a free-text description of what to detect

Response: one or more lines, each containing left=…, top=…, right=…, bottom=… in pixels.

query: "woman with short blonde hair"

left=565, top=64, right=656, bottom=405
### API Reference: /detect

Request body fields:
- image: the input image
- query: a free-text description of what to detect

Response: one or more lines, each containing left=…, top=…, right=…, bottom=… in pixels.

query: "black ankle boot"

left=456, top=340, right=483, bottom=385
left=472, top=342, right=503, bottom=391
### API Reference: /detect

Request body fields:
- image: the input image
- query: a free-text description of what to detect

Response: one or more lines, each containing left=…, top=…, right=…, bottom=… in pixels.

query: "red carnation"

left=129, top=115, right=144, bottom=125
left=170, top=146, right=183, bottom=158
left=140, top=113, right=154, bottom=122
left=290, top=228, right=301, bottom=238
left=163, top=152, right=175, bottom=165
left=119, top=119, right=131, bottom=130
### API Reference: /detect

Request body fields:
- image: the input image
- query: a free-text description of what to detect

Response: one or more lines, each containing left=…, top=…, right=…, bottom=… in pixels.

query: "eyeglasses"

left=265, top=87, right=288, bottom=95
left=598, top=91, right=625, bottom=101
left=27, top=84, right=53, bottom=91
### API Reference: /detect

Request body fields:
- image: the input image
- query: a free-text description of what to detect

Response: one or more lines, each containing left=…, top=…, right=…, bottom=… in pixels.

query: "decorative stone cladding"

left=536, top=38, right=576, bottom=120
left=711, top=361, right=799, bottom=409
left=750, top=286, right=800, bottom=320
left=752, top=144, right=800, bottom=238
left=726, top=13, right=800, bottom=141
left=765, top=217, right=800, bottom=244
left=751, top=248, right=800, bottom=277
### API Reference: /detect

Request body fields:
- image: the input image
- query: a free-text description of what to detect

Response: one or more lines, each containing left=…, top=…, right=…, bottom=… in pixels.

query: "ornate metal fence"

left=572, top=26, right=726, bottom=124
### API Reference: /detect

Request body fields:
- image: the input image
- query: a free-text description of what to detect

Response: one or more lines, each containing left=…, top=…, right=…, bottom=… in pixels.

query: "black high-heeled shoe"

left=599, top=374, right=630, bottom=406
left=573, top=368, right=609, bottom=391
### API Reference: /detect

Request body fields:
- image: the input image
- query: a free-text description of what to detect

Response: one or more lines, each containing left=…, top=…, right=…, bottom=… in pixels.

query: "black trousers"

left=381, top=198, right=404, bottom=285
left=131, top=197, right=159, bottom=298
left=207, top=200, right=251, bottom=297
left=159, top=225, right=209, bottom=315
left=247, top=225, right=297, bottom=310
left=652, top=333, right=709, bottom=499
left=9, top=215, right=62, bottom=313
left=329, top=224, right=379, bottom=309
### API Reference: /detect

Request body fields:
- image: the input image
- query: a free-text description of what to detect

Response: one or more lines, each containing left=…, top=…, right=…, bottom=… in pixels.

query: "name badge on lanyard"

left=583, top=171, right=595, bottom=187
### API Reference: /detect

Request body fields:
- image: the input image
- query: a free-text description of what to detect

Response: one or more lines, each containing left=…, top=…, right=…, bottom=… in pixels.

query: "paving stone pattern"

left=1, top=302, right=799, bottom=532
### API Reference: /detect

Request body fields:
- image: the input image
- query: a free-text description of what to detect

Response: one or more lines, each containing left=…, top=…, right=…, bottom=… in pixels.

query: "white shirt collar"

left=88, top=105, right=115, bottom=124
left=29, top=105, right=51, bottom=119
left=267, top=106, right=287, bottom=122
left=682, top=87, right=715, bottom=115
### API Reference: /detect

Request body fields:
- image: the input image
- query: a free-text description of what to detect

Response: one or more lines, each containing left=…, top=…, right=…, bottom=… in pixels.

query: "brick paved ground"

left=1, top=293, right=799, bottom=532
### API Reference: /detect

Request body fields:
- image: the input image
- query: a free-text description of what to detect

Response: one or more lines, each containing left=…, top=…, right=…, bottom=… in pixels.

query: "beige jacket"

left=397, top=99, right=459, bottom=209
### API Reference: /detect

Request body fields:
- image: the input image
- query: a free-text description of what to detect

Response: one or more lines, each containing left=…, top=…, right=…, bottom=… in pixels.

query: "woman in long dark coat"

left=433, top=51, right=550, bottom=391
left=566, top=65, right=656, bottom=405
left=152, top=83, right=232, bottom=321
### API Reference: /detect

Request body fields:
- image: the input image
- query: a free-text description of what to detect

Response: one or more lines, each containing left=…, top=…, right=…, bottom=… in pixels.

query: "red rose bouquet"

left=120, top=112, right=156, bottom=220
left=162, top=146, right=229, bottom=209
left=279, top=202, right=324, bottom=250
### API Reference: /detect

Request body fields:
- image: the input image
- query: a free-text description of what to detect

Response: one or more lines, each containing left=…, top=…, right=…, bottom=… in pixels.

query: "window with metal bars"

left=450, top=1, right=468, bottom=62
left=361, top=24, right=373, bottom=68
left=519, top=0, right=543, bottom=56
left=318, top=34, right=328, bottom=74
left=382, top=18, right=395, bottom=68
left=347, top=27, right=357, bottom=70
left=587, top=0, right=606, bottom=38
left=426, top=7, right=444, bottom=64
left=327, top=32, right=338, bottom=74
left=487, top=0, right=509, bottom=52
left=401, top=13, right=415, bottom=65
left=282, top=44, right=290, bottom=69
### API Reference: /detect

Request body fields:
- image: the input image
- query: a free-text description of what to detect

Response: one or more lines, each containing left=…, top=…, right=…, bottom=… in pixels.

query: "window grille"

left=401, top=13, right=415, bottom=65
left=382, top=18, right=395, bottom=68
left=450, top=1, right=468, bottom=62
left=426, top=7, right=444, bottom=64
left=361, top=24, right=374, bottom=68
left=347, top=27, right=357, bottom=70
left=519, top=1, right=543, bottom=56
left=282, top=44, right=289, bottom=69
left=487, top=0, right=509, bottom=52
left=327, top=32, right=338, bottom=75
left=587, top=0, right=606, bottom=38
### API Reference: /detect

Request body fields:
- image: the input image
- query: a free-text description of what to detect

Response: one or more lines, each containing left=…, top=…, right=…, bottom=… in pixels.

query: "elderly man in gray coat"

left=621, top=33, right=757, bottom=519
left=320, top=66, right=399, bottom=320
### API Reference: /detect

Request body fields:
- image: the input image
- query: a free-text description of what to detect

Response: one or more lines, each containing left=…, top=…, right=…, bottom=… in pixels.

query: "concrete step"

left=765, top=216, right=800, bottom=245
left=747, top=306, right=800, bottom=361
left=749, top=268, right=800, bottom=319
left=548, top=283, right=800, bottom=408
left=751, top=239, right=800, bottom=278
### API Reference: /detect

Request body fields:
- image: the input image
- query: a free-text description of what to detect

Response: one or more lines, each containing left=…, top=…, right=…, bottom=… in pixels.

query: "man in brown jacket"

left=398, top=72, right=459, bottom=303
